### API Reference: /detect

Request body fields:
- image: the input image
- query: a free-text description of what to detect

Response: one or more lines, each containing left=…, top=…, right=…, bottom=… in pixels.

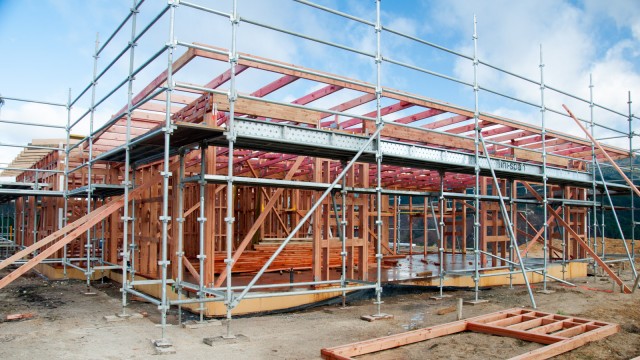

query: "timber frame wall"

left=1, top=0, right=639, bottom=341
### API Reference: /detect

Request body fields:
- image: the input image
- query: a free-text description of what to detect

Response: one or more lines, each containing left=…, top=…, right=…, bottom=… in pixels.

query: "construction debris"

left=5, top=312, right=35, bottom=322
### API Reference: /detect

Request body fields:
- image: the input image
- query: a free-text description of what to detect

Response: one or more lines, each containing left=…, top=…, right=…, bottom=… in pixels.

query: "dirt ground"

left=0, top=266, right=639, bottom=359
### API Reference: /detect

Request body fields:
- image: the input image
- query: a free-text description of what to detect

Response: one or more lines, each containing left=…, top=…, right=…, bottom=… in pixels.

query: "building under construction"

left=0, top=0, right=638, bottom=355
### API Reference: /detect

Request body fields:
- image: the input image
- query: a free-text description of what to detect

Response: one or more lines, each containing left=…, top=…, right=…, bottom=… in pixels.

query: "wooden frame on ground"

left=320, top=308, right=619, bottom=360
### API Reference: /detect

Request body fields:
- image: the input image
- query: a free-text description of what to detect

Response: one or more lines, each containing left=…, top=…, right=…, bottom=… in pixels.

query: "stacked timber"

left=187, top=238, right=376, bottom=274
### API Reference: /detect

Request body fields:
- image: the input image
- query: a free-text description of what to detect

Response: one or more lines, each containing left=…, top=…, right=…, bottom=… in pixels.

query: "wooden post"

left=360, top=164, right=370, bottom=281
left=322, top=160, right=330, bottom=281
left=409, top=196, right=413, bottom=255
left=204, top=146, right=217, bottom=287
left=312, top=158, right=322, bottom=282
left=423, top=197, right=427, bottom=258
left=393, top=196, right=398, bottom=255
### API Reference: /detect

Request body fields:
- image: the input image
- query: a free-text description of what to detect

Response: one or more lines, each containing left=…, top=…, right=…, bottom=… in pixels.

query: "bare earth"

left=0, top=267, right=639, bottom=359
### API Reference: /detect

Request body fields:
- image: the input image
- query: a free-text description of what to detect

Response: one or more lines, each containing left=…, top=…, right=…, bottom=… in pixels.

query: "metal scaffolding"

left=1, top=0, right=639, bottom=349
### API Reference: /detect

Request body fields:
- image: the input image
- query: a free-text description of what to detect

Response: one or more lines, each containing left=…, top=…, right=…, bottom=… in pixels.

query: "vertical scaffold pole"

left=176, top=151, right=185, bottom=324
left=590, top=74, right=598, bottom=275
left=438, top=173, right=445, bottom=298
left=121, top=0, right=139, bottom=316
left=224, top=0, right=240, bottom=338
left=396, top=196, right=401, bottom=255
left=20, top=204, right=24, bottom=249
left=601, top=194, right=605, bottom=259
left=130, top=166, right=137, bottom=283
left=340, top=165, right=348, bottom=307
left=197, top=145, right=207, bottom=323
left=330, top=188, right=346, bottom=306
left=100, top=196, right=105, bottom=272
left=63, top=88, right=71, bottom=278
left=373, top=0, right=384, bottom=317
left=628, top=92, right=635, bottom=262
left=32, top=193, right=37, bottom=257
left=561, top=188, right=567, bottom=279
left=86, top=33, right=100, bottom=290
left=509, top=180, right=515, bottom=289
left=472, top=15, right=481, bottom=302
left=160, top=0, right=178, bottom=339
left=539, top=45, right=549, bottom=291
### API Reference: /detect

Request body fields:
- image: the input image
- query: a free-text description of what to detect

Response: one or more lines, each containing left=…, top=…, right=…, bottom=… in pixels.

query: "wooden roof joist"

left=0, top=138, right=78, bottom=178
left=185, top=43, right=628, bottom=157
left=74, top=42, right=633, bottom=194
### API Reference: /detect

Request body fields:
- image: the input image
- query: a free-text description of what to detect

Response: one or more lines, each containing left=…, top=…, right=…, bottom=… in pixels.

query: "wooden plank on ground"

left=5, top=312, right=35, bottom=321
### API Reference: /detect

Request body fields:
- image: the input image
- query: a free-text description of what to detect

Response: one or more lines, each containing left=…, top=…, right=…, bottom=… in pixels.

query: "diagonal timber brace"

left=563, top=104, right=637, bottom=280
left=522, top=181, right=632, bottom=293
left=214, top=156, right=305, bottom=288
left=245, top=159, right=291, bottom=237
left=0, top=158, right=184, bottom=290
left=518, top=208, right=561, bottom=258
left=563, top=104, right=639, bottom=197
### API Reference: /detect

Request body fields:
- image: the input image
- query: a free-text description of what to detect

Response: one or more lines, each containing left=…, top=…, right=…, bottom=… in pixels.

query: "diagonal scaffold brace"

left=478, top=133, right=537, bottom=309
left=228, top=123, right=386, bottom=310
left=563, top=104, right=638, bottom=288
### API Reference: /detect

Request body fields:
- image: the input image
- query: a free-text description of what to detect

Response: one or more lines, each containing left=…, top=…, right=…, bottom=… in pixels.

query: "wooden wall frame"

left=321, top=308, right=619, bottom=360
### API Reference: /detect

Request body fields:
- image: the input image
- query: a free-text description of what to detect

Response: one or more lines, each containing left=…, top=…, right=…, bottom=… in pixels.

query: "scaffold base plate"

left=203, top=334, right=249, bottom=346
left=361, top=313, right=394, bottom=322
left=104, top=313, right=144, bottom=322
left=152, top=338, right=175, bottom=355
left=537, top=289, right=556, bottom=294
left=463, top=299, right=489, bottom=306
left=182, top=319, right=222, bottom=329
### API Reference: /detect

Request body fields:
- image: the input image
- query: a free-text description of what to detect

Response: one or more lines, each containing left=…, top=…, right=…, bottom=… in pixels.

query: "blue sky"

left=0, top=0, right=639, bottom=170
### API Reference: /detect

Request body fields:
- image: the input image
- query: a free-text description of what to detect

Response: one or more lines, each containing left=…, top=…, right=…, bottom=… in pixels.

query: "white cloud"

left=3, top=0, right=639, bottom=170
left=432, top=0, right=640, bottom=149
